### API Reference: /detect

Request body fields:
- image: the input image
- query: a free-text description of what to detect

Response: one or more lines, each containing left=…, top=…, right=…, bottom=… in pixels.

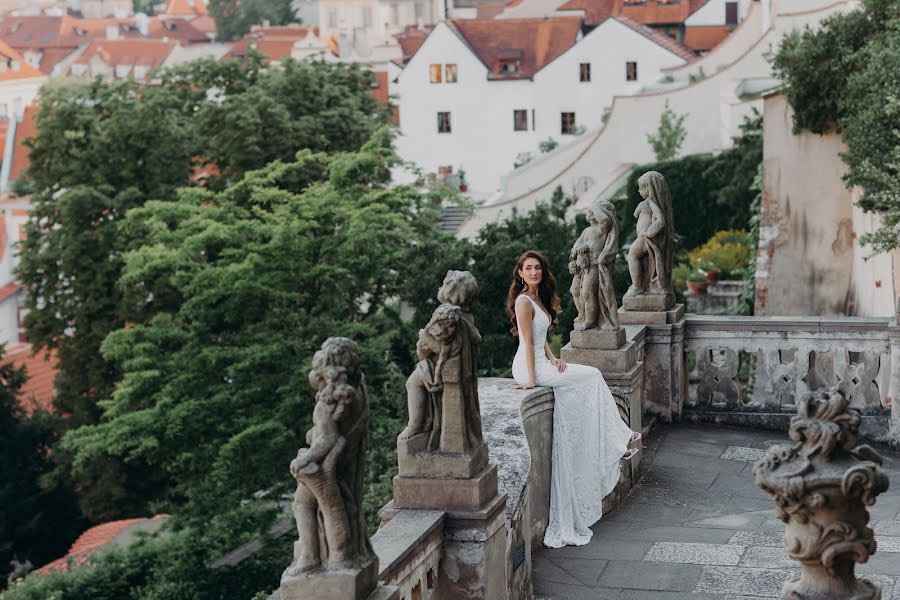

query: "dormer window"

left=498, top=49, right=521, bottom=75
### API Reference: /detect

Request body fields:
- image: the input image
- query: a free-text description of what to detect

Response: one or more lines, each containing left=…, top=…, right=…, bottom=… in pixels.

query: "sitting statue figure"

left=284, top=337, right=374, bottom=578
left=399, top=270, right=483, bottom=457
left=626, top=171, right=676, bottom=298
left=569, top=199, right=620, bottom=331
left=399, top=304, right=462, bottom=447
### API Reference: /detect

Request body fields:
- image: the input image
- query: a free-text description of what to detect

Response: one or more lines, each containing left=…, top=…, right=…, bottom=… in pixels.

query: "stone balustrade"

left=372, top=510, right=445, bottom=600
left=681, top=315, right=900, bottom=444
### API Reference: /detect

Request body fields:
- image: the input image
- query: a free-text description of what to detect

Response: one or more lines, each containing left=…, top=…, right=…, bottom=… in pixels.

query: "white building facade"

left=393, top=17, right=691, bottom=195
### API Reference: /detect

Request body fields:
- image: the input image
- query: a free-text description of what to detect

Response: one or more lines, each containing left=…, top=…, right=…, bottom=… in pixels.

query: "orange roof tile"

left=615, top=16, right=696, bottom=60
left=394, top=25, right=430, bottom=63
left=72, top=38, right=176, bottom=77
left=447, top=17, right=582, bottom=79
left=556, top=0, right=619, bottom=25
left=683, top=24, right=730, bottom=51
left=35, top=515, right=169, bottom=576
left=189, top=15, right=216, bottom=36
left=620, top=0, right=710, bottom=25
left=164, top=0, right=207, bottom=17
left=2, top=342, right=56, bottom=417
left=0, top=40, right=43, bottom=80
left=144, top=17, right=209, bottom=45
left=228, top=24, right=320, bottom=62
left=10, top=103, right=37, bottom=183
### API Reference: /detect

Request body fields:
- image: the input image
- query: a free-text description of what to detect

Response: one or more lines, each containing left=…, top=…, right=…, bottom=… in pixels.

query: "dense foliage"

left=772, top=0, right=900, bottom=251
left=208, top=0, right=296, bottom=41
left=646, top=101, right=687, bottom=162
left=0, top=356, right=83, bottom=588
left=620, top=112, right=762, bottom=252
left=17, top=57, right=389, bottom=521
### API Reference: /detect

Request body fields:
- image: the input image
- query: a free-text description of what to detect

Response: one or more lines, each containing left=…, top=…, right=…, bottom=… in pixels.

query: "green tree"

left=0, top=354, right=83, bottom=588
left=58, top=130, right=447, bottom=524
left=646, top=101, right=687, bottom=162
left=209, top=0, right=296, bottom=41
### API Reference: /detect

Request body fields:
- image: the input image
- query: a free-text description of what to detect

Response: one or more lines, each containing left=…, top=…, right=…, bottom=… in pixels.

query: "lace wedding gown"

left=512, top=294, right=632, bottom=548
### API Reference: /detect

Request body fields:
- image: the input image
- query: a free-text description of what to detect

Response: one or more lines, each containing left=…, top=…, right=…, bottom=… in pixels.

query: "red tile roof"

left=0, top=40, right=43, bottom=80
left=189, top=15, right=216, bottom=36
left=394, top=25, right=430, bottom=64
left=556, top=0, right=619, bottom=25
left=10, top=103, right=37, bottom=182
left=615, top=16, right=697, bottom=60
left=447, top=17, right=582, bottom=79
left=35, top=515, right=169, bottom=576
left=228, top=24, right=321, bottom=62
left=683, top=24, right=730, bottom=51
left=164, top=0, right=207, bottom=17
left=72, top=38, right=176, bottom=77
left=621, top=0, right=710, bottom=25
left=2, top=343, right=57, bottom=417
left=144, top=17, right=208, bottom=45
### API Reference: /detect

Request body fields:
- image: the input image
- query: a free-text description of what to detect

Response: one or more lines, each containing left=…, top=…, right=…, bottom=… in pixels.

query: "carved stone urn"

left=753, top=390, right=890, bottom=600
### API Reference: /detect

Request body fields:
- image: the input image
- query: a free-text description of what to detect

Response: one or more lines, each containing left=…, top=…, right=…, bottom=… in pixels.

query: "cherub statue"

left=284, top=337, right=374, bottom=578
left=569, top=199, right=620, bottom=330
left=626, top=171, right=675, bottom=298
left=398, top=303, right=462, bottom=447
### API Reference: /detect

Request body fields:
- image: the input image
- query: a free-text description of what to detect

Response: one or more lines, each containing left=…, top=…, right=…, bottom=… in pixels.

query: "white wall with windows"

left=317, top=0, right=445, bottom=44
left=393, top=18, right=688, bottom=195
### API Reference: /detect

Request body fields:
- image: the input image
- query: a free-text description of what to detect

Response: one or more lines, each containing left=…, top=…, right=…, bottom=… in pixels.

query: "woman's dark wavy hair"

left=506, top=250, right=561, bottom=336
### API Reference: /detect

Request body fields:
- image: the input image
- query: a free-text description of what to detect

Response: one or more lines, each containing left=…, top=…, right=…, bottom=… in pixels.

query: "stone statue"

left=626, top=171, right=676, bottom=304
left=282, top=337, right=376, bottom=594
left=398, top=270, right=485, bottom=472
left=753, top=389, right=889, bottom=600
left=569, top=199, right=620, bottom=331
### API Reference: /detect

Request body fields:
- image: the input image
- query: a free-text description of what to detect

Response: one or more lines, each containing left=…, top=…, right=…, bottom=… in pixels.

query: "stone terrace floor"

left=533, top=423, right=900, bottom=600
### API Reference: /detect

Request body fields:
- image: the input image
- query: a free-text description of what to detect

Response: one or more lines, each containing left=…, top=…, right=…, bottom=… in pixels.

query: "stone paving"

left=533, top=424, right=900, bottom=599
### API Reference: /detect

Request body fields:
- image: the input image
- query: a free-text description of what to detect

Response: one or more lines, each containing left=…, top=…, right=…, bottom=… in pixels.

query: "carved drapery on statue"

left=753, top=390, right=889, bottom=600
left=625, top=171, right=676, bottom=310
left=398, top=270, right=487, bottom=479
left=281, top=337, right=382, bottom=600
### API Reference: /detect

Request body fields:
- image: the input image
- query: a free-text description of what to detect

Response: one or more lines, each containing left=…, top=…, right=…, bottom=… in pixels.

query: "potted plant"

left=686, top=270, right=709, bottom=296
left=458, top=167, right=468, bottom=192
left=696, top=259, right=720, bottom=283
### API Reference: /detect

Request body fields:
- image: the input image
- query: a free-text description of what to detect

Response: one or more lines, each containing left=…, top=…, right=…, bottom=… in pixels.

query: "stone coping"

left=685, top=314, right=892, bottom=335
left=371, top=509, right=445, bottom=580
left=478, top=378, right=553, bottom=523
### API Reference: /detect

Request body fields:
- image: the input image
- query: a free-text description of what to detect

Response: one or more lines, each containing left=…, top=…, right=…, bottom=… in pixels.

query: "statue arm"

left=644, top=200, right=665, bottom=238
left=294, top=417, right=342, bottom=469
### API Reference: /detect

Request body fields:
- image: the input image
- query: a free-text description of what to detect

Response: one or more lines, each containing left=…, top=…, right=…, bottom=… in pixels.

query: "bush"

left=687, top=230, right=754, bottom=278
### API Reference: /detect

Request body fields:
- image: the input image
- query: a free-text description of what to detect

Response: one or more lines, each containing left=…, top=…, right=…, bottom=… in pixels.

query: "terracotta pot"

left=705, top=269, right=721, bottom=283
left=686, top=280, right=709, bottom=296
left=459, top=184, right=468, bottom=192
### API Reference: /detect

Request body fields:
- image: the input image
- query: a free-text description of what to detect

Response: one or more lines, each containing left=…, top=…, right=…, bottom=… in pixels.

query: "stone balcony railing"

left=681, top=314, right=900, bottom=443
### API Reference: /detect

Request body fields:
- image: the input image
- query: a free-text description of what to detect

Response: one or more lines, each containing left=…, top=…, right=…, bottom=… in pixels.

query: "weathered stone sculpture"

left=395, top=270, right=496, bottom=510
left=624, top=171, right=676, bottom=311
left=281, top=337, right=387, bottom=600
left=569, top=199, right=620, bottom=332
left=753, top=389, right=890, bottom=600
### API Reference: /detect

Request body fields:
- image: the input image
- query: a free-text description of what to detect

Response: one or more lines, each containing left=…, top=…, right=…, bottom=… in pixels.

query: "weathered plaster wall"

left=849, top=189, right=900, bottom=317
left=754, top=93, right=854, bottom=316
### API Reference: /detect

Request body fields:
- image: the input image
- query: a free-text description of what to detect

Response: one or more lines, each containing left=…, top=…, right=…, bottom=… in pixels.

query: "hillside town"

left=1, top=0, right=899, bottom=597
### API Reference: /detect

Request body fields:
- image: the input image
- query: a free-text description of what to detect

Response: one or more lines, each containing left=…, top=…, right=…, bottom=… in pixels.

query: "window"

left=725, top=1, right=738, bottom=24
left=531, top=109, right=535, bottom=130
left=561, top=112, right=576, bottom=135
left=499, top=59, right=519, bottom=74
left=626, top=61, right=637, bottom=81
left=438, top=111, right=451, bottom=133
left=445, top=63, right=458, bottom=82
left=513, top=109, right=528, bottom=131
left=429, top=63, right=442, bottom=83
left=579, top=62, right=591, bottom=82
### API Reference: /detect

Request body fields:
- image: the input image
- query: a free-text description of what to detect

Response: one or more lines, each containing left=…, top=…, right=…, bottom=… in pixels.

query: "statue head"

left=437, top=270, right=479, bottom=313
left=308, top=337, right=362, bottom=393
left=590, top=199, right=617, bottom=234
left=637, top=171, right=670, bottom=206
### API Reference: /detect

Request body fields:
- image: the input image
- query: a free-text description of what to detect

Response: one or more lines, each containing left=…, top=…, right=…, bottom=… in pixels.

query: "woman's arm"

left=514, top=297, right=536, bottom=388
left=545, top=341, right=567, bottom=372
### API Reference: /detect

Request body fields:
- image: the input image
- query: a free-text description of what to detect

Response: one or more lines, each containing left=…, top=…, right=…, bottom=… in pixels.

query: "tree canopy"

left=208, top=0, right=296, bottom=41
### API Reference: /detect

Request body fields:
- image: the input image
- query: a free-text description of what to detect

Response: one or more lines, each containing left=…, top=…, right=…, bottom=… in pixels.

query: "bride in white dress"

left=509, top=250, right=638, bottom=548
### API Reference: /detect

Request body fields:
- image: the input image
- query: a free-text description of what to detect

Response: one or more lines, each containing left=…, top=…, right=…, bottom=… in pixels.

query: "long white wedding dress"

left=512, top=294, right=633, bottom=548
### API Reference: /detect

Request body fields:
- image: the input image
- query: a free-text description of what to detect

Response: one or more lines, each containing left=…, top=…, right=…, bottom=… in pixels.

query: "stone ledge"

left=371, top=510, right=445, bottom=581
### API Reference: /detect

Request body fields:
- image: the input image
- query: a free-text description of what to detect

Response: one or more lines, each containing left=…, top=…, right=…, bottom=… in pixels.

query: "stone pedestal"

left=617, top=306, right=687, bottom=422
left=398, top=435, right=488, bottom=479
left=393, top=464, right=499, bottom=511
left=623, top=292, right=675, bottom=312
left=569, top=328, right=625, bottom=350
left=280, top=558, right=398, bottom=600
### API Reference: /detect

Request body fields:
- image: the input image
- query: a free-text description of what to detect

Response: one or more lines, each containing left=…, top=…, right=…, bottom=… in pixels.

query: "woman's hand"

left=513, top=380, right=536, bottom=390
left=551, top=358, right=567, bottom=373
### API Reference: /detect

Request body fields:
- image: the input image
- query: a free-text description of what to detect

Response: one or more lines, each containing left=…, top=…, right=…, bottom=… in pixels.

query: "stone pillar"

left=890, top=296, right=900, bottom=440
left=618, top=306, right=688, bottom=421
left=279, top=338, right=398, bottom=600
left=753, top=390, right=889, bottom=600
left=389, top=271, right=508, bottom=600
